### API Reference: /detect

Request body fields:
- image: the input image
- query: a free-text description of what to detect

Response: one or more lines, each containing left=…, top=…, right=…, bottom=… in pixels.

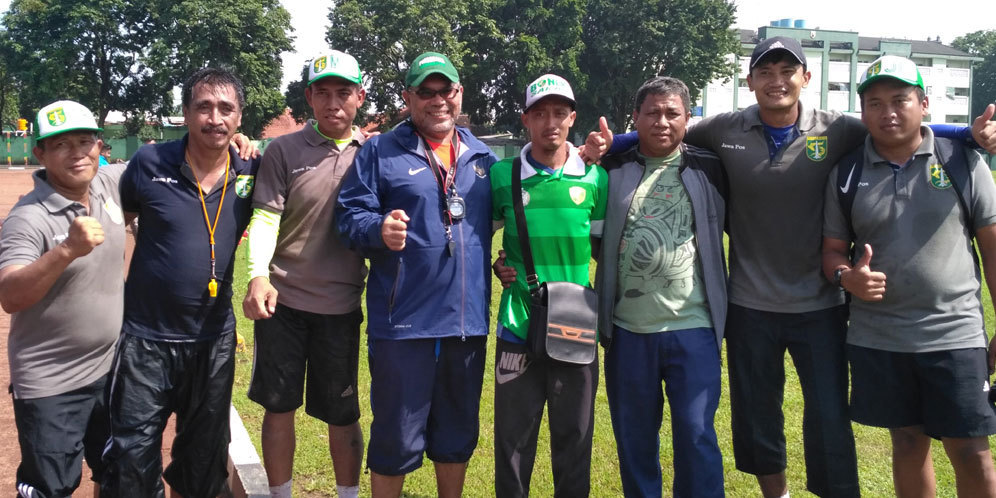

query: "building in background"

left=700, top=21, right=982, bottom=124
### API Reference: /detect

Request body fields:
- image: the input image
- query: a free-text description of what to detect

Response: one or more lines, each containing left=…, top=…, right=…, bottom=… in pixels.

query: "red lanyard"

left=418, top=132, right=460, bottom=225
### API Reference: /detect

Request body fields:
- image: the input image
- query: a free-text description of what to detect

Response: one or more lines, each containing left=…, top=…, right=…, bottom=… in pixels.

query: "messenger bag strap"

left=511, top=158, right=540, bottom=291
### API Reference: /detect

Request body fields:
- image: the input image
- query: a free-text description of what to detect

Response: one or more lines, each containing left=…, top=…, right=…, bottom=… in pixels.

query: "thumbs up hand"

left=579, top=116, right=614, bottom=165
left=971, top=103, right=996, bottom=154
left=842, top=244, right=887, bottom=302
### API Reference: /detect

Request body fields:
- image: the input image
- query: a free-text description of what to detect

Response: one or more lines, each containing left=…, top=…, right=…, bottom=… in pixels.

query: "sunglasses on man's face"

left=413, top=86, right=460, bottom=100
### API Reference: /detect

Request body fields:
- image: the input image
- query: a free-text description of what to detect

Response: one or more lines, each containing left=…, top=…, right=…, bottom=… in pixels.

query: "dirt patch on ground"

left=0, top=168, right=176, bottom=496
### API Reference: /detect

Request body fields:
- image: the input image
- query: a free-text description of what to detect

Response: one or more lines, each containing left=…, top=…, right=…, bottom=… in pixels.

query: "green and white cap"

left=36, top=100, right=101, bottom=140
left=405, top=52, right=459, bottom=87
left=524, top=74, right=575, bottom=111
left=308, top=50, right=363, bottom=86
left=857, top=55, right=925, bottom=94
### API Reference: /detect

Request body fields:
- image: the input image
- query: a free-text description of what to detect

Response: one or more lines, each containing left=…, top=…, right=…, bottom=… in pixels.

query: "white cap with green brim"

left=524, top=74, right=575, bottom=111
left=308, top=50, right=363, bottom=86
left=36, top=100, right=102, bottom=140
left=857, top=55, right=925, bottom=94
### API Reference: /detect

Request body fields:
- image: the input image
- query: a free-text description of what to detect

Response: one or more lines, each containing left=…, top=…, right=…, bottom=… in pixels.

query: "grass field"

left=228, top=227, right=996, bottom=497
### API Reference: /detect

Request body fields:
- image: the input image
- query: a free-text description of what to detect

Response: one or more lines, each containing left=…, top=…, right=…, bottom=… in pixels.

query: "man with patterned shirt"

left=242, top=50, right=368, bottom=498
left=490, top=74, right=607, bottom=497
left=596, top=76, right=729, bottom=497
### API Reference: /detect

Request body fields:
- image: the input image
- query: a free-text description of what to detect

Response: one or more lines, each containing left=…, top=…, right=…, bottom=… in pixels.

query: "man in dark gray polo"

left=0, top=99, right=124, bottom=498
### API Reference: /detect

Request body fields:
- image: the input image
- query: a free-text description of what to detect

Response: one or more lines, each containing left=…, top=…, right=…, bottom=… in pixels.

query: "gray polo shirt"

left=252, top=122, right=367, bottom=314
left=0, top=164, right=126, bottom=399
left=823, top=127, right=996, bottom=352
left=684, top=104, right=867, bottom=313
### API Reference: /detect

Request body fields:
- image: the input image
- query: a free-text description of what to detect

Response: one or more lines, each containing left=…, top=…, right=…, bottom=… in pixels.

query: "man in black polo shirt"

left=101, top=67, right=260, bottom=498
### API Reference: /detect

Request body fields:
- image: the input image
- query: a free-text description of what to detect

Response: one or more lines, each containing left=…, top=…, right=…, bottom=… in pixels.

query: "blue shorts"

left=366, top=336, right=487, bottom=475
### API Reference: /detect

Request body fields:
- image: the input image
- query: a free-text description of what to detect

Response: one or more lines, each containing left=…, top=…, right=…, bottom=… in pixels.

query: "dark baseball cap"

left=750, top=36, right=807, bottom=69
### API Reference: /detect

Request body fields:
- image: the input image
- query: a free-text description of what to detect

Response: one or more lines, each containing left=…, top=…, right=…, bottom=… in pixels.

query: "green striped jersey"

left=490, top=144, right=608, bottom=340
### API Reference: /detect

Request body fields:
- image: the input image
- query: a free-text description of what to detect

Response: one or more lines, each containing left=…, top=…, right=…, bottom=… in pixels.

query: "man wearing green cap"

left=823, top=55, right=996, bottom=497
left=0, top=100, right=124, bottom=498
left=336, top=51, right=498, bottom=498
left=242, top=50, right=368, bottom=498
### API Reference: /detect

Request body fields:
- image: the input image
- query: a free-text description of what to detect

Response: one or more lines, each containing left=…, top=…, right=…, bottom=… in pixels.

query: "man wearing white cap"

left=0, top=100, right=124, bottom=498
left=823, top=55, right=996, bottom=497
left=242, top=50, right=367, bottom=498
left=489, top=74, right=607, bottom=497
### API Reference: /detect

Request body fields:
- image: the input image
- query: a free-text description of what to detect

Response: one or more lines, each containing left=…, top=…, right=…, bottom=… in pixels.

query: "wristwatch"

left=833, top=267, right=846, bottom=290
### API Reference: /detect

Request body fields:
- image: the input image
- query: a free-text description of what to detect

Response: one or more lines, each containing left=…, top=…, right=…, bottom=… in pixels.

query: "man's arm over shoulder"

left=683, top=113, right=733, bottom=151
left=251, top=136, right=289, bottom=213
left=335, top=137, right=388, bottom=253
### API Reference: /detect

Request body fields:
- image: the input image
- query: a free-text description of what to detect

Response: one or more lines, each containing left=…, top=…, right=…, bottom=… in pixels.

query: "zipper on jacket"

left=387, top=257, right=402, bottom=323
left=458, top=210, right=466, bottom=341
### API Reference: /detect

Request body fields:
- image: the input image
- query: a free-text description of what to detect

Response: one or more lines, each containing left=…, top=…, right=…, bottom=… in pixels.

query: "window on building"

left=911, top=57, right=932, bottom=67
left=947, top=60, right=970, bottom=69
left=946, top=87, right=970, bottom=97
left=949, top=115, right=969, bottom=124
left=829, top=54, right=850, bottom=62
left=828, top=82, right=850, bottom=91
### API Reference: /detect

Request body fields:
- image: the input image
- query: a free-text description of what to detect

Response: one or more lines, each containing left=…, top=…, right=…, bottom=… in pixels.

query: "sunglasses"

left=413, top=86, right=460, bottom=100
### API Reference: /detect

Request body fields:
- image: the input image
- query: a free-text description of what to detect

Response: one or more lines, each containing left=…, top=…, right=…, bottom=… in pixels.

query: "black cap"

left=750, top=36, right=807, bottom=69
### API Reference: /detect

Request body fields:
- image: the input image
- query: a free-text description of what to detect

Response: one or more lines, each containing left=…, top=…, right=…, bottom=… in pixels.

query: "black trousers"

left=493, top=338, right=597, bottom=498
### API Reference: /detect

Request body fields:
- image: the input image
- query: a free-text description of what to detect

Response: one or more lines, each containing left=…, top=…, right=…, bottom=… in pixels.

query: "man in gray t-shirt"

left=0, top=100, right=125, bottom=498
left=823, top=55, right=996, bottom=496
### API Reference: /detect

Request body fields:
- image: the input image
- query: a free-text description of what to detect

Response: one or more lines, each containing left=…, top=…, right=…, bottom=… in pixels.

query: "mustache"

left=201, top=125, right=228, bottom=135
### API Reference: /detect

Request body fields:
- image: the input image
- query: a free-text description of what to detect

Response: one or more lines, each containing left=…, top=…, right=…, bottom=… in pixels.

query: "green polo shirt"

left=491, top=144, right=607, bottom=340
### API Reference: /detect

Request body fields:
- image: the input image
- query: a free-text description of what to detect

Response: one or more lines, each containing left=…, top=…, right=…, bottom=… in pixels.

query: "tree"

left=158, top=0, right=294, bottom=137
left=1, top=0, right=292, bottom=138
left=0, top=34, right=21, bottom=130
left=953, top=30, right=996, bottom=121
left=2, top=0, right=162, bottom=127
left=323, top=0, right=482, bottom=129
left=578, top=0, right=739, bottom=134
left=462, top=0, right=587, bottom=134
left=316, top=0, right=738, bottom=136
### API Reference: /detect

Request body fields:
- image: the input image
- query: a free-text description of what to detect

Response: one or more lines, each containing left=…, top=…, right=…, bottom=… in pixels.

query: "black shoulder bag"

left=511, top=158, right=598, bottom=365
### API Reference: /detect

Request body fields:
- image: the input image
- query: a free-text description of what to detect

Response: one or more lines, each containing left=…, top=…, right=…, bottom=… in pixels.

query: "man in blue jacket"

left=336, top=51, right=498, bottom=498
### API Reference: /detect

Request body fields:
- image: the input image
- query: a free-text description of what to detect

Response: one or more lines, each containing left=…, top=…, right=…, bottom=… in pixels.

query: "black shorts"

left=12, top=375, right=109, bottom=498
left=101, top=332, right=236, bottom=498
left=849, top=344, right=996, bottom=438
left=247, top=304, right=362, bottom=426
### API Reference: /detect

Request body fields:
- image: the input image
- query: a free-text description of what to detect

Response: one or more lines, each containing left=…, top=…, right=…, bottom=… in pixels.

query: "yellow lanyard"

left=186, top=151, right=230, bottom=297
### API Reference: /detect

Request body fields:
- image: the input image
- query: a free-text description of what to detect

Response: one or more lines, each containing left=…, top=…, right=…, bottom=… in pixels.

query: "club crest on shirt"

left=235, top=175, right=255, bottom=198
left=569, top=186, right=586, bottom=205
left=521, top=188, right=530, bottom=206
left=474, top=163, right=487, bottom=178
left=928, top=163, right=952, bottom=189
left=806, top=136, right=828, bottom=161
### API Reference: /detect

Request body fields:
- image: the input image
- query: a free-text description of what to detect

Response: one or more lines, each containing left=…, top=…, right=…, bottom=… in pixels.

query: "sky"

left=1, top=0, right=992, bottom=92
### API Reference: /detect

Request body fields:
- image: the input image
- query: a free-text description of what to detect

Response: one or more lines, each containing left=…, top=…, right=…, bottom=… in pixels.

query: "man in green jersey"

left=490, top=74, right=607, bottom=497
